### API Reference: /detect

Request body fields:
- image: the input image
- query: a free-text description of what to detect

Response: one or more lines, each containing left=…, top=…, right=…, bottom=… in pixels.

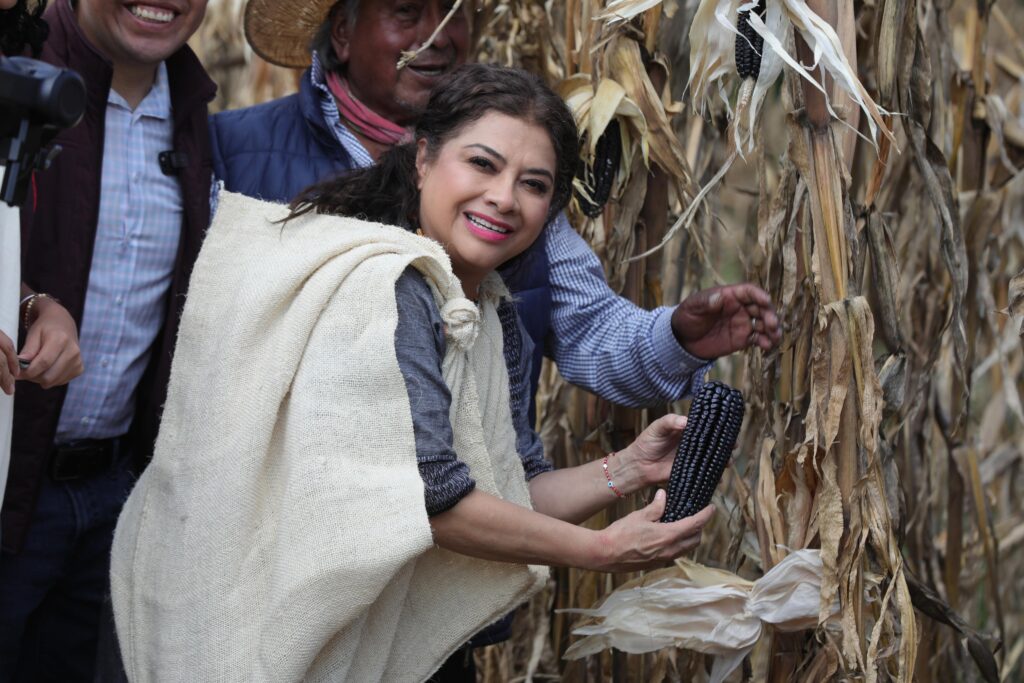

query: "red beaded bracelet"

left=602, top=452, right=624, bottom=498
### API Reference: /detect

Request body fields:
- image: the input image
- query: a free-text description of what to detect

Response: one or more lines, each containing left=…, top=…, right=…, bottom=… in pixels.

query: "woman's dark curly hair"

left=0, top=0, right=49, bottom=57
left=288, top=63, right=579, bottom=230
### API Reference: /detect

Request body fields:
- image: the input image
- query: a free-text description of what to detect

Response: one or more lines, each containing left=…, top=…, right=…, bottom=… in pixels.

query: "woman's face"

left=415, top=111, right=556, bottom=297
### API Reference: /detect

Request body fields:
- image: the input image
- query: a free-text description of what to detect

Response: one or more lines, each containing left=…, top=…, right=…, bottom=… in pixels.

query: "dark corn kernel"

left=735, top=0, right=767, bottom=80
left=661, top=381, right=745, bottom=523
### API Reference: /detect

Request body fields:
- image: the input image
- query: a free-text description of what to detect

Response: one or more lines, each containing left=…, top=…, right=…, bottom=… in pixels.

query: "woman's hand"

left=529, top=414, right=688, bottom=524
left=615, top=413, right=688, bottom=489
left=0, top=331, right=18, bottom=395
left=589, top=492, right=714, bottom=572
left=19, top=297, right=83, bottom=389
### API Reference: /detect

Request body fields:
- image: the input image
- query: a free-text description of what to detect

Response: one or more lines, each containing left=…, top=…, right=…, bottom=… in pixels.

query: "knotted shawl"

left=110, top=191, right=547, bottom=682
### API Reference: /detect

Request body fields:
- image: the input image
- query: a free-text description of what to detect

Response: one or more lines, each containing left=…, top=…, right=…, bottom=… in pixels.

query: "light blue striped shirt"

left=310, top=59, right=710, bottom=406
left=56, top=63, right=181, bottom=442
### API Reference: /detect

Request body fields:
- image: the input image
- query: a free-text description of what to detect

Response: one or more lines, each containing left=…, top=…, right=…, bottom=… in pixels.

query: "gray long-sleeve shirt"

left=393, top=268, right=552, bottom=515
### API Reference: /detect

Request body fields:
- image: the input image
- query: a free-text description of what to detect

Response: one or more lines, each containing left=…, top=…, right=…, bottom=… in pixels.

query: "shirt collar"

left=311, top=51, right=328, bottom=90
left=107, top=62, right=172, bottom=120
left=309, top=52, right=374, bottom=169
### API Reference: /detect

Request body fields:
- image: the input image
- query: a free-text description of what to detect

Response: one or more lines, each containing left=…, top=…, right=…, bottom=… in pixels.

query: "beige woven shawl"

left=110, top=191, right=547, bottom=682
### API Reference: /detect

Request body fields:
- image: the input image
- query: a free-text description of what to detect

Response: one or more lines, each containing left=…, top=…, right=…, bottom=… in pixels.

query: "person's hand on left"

left=671, top=283, right=782, bottom=360
left=0, top=331, right=19, bottom=395
left=19, top=297, right=83, bottom=389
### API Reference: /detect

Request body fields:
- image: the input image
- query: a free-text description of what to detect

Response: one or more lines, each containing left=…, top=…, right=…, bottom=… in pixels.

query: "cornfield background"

left=191, top=0, right=1024, bottom=680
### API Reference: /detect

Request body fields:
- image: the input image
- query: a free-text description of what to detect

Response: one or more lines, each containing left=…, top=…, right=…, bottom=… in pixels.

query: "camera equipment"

left=0, top=55, right=85, bottom=207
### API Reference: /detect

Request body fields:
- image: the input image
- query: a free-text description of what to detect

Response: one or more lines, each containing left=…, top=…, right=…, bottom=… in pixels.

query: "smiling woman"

left=414, top=113, right=556, bottom=299
left=110, top=64, right=714, bottom=682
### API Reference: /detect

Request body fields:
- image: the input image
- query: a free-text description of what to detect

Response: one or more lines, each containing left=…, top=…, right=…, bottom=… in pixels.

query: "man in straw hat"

left=209, top=0, right=781, bottom=677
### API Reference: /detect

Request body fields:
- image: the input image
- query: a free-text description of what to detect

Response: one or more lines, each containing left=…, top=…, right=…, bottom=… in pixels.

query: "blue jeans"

left=0, top=450, right=134, bottom=682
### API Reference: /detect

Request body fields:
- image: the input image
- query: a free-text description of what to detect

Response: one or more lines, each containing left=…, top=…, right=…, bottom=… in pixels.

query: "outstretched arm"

left=545, top=215, right=707, bottom=406
left=430, top=488, right=713, bottom=573
left=545, top=215, right=780, bottom=406
left=430, top=413, right=714, bottom=573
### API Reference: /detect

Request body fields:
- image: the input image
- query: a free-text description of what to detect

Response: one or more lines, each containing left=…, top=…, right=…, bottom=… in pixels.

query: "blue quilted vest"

left=209, top=73, right=552, bottom=422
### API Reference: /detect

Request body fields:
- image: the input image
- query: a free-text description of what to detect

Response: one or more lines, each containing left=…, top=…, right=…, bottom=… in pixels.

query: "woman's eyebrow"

left=464, top=143, right=506, bottom=162
left=464, top=143, right=554, bottom=181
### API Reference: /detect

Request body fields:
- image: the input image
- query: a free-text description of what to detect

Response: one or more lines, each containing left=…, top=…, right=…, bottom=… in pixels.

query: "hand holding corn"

left=527, top=414, right=690, bottom=524
left=592, top=495, right=714, bottom=572
left=671, top=283, right=781, bottom=359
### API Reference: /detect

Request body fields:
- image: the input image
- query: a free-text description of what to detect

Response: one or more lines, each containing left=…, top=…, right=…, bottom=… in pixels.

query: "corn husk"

left=564, top=550, right=838, bottom=683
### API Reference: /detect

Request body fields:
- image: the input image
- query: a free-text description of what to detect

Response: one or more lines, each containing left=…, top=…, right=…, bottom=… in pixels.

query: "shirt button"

left=101, top=358, right=110, bottom=368
left=80, top=417, right=89, bottom=425
left=116, top=295, right=124, bottom=305
left=133, top=172, right=141, bottom=182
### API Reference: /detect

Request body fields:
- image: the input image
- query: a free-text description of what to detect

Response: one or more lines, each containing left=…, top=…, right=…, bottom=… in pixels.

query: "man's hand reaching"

left=671, top=283, right=782, bottom=360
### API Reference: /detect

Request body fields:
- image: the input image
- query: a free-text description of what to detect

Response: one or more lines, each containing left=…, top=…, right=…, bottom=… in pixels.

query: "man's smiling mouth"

left=406, top=61, right=449, bottom=77
left=127, top=4, right=176, bottom=23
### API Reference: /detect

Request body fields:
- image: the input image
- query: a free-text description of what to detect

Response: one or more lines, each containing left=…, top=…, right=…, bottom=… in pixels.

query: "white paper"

left=0, top=197, right=20, bottom=527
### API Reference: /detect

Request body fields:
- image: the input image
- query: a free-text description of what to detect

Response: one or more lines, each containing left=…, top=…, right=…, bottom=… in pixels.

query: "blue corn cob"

left=735, top=0, right=767, bottom=81
left=661, top=381, right=745, bottom=523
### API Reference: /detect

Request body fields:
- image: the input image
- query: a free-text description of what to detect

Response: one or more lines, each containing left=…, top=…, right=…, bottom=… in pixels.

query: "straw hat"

left=244, top=0, right=340, bottom=69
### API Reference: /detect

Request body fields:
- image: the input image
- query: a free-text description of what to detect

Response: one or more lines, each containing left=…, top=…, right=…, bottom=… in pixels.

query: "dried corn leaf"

left=687, top=0, right=743, bottom=115
left=594, top=0, right=665, bottom=25
left=905, top=570, right=1001, bottom=683
left=588, top=78, right=648, bottom=159
left=865, top=212, right=904, bottom=350
left=605, top=36, right=690, bottom=182
left=755, top=438, right=785, bottom=569
left=1011, top=268, right=1024, bottom=339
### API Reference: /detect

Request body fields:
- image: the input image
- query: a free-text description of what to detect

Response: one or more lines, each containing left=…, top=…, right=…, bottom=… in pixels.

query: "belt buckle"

left=50, top=441, right=115, bottom=482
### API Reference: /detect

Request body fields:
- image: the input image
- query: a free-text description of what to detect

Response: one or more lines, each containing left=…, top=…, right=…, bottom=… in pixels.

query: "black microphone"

left=158, top=150, right=188, bottom=176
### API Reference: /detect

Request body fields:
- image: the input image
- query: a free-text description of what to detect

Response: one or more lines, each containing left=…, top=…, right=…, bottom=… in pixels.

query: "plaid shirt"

left=56, top=63, right=181, bottom=442
left=310, top=58, right=710, bottom=406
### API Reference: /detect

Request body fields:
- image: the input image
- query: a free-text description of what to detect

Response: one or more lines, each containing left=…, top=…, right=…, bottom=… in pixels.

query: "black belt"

left=50, top=437, right=123, bottom=482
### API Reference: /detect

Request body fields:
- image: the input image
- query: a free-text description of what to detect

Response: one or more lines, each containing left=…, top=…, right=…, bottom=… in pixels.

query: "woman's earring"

left=408, top=212, right=423, bottom=236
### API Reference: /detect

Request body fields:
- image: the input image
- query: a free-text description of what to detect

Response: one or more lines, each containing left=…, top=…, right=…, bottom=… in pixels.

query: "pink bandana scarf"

left=325, top=73, right=413, bottom=146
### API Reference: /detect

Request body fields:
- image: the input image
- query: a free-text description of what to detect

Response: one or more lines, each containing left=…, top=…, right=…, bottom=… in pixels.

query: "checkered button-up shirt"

left=56, top=63, right=182, bottom=442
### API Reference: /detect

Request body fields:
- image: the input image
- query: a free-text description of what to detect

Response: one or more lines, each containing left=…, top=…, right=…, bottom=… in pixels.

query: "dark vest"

left=209, top=74, right=552, bottom=421
left=2, top=0, right=216, bottom=552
